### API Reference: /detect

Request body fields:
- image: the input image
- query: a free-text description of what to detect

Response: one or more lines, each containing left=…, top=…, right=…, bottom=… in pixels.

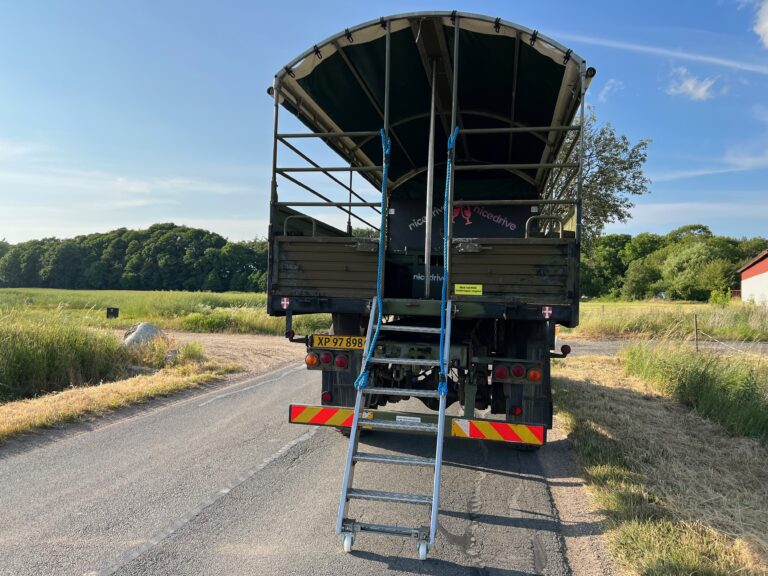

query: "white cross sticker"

left=542, top=306, right=553, bottom=319
left=281, top=297, right=290, bottom=310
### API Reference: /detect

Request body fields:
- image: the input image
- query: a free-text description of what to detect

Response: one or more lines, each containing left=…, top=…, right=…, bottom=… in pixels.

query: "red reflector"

left=305, top=353, right=319, bottom=367
left=494, top=365, right=509, bottom=380
left=561, top=344, right=571, bottom=356
left=321, top=391, right=332, bottom=403
left=511, top=364, right=525, bottom=378
left=334, top=354, right=348, bottom=368
left=528, top=368, right=543, bottom=382
left=319, top=351, right=333, bottom=365
left=512, top=406, right=522, bottom=416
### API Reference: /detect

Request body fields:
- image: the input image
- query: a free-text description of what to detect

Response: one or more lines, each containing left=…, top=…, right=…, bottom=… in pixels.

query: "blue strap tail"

left=438, top=127, right=459, bottom=396
left=354, top=129, right=391, bottom=390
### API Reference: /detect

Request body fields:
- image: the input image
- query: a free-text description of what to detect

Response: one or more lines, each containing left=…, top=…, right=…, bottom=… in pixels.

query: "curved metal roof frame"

left=275, top=11, right=584, bottom=80
left=272, top=11, right=589, bottom=198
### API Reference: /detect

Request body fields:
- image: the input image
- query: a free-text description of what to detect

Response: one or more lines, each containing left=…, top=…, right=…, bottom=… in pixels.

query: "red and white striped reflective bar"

left=451, top=418, right=545, bottom=445
left=289, top=405, right=356, bottom=427
left=288, top=404, right=545, bottom=445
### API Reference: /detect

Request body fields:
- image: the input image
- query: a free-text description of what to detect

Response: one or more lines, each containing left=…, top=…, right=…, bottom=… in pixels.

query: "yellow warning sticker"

left=455, top=284, right=483, bottom=295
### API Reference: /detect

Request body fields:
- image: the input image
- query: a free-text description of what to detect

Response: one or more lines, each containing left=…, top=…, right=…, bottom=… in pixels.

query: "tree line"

left=0, top=223, right=268, bottom=292
left=2, top=222, right=764, bottom=300
left=582, top=224, right=768, bottom=301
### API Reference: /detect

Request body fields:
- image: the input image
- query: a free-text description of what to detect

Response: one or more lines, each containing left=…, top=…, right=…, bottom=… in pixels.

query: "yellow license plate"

left=310, top=335, right=366, bottom=350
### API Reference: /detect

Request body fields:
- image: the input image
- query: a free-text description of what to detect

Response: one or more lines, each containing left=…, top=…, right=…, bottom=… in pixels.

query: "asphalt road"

left=0, top=364, right=583, bottom=576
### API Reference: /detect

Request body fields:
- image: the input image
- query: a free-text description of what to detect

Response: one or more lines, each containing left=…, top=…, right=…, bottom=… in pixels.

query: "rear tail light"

left=321, top=390, right=332, bottom=403
left=511, top=364, right=525, bottom=378
left=334, top=354, right=349, bottom=368
left=305, top=352, right=319, bottom=367
left=560, top=344, right=571, bottom=357
left=319, top=351, right=333, bottom=365
left=527, top=368, right=543, bottom=382
left=512, top=406, right=523, bottom=416
left=494, top=365, right=509, bottom=380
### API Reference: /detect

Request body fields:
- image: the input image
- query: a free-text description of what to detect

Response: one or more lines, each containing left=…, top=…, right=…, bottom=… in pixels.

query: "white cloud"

left=665, top=67, right=718, bottom=100
left=756, top=1, right=768, bottom=47
left=604, top=200, right=768, bottom=235
left=598, top=79, right=624, bottom=103
left=0, top=138, right=46, bottom=161
left=553, top=31, right=768, bottom=75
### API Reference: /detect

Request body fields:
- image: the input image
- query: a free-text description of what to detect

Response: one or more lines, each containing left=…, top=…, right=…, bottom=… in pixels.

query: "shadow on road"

left=357, top=427, right=608, bottom=565
left=351, top=549, right=543, bottom=576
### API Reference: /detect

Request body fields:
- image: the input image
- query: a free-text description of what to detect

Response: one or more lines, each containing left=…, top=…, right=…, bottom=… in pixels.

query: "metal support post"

left=576, top=62, right=587, bottom=243
left=424, top=60, right=437, bottom=297
left=270, top=77, right=281, bottom=206
left=347, top=165, right=353, bottom=235
left=446, top=14, right=460, bottom=292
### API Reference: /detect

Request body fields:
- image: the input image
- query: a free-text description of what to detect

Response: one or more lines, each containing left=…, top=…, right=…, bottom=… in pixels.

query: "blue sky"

left=1, top=0, right=767, bottom=243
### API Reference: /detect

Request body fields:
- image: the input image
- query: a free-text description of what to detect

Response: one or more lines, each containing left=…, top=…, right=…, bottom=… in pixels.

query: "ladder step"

left=379, top=325, right=442, bottom=334
left=362, top=419, right=438, bottom=433
left=368, top=357, right=440, bottom=367
left=354, top=453, right=435, bottom=467
left=347, top=488, right=432, bottom=506
left=349, top=521, right=425, bottom=539
left=362, top=387, right=439, bottom=398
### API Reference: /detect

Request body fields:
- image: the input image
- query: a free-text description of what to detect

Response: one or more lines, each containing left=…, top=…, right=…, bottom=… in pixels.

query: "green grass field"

left=622, top=343, right=768, bottom=440
left=0, top=309, right=206, bottom=402
left=0, top=288, right=331, bottom=336
left=3, top=289, right=766, bottom=342
left=571, top=300, right=768, bottom=341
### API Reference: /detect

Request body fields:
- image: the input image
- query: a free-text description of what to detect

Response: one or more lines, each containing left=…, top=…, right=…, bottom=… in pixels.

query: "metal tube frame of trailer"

left=269, top=13, right=587, bottom=254
left=576, top=62, right=586, bottom=243
left=278, top=137, right=381, bottom=215
left=424, top=60, right=437, bottom=298
left=446, top=14, right=460, bottom=293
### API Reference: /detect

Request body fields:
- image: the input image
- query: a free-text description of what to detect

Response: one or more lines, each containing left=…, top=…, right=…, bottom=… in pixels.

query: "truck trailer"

left=266, top=11, right=594, bottom=559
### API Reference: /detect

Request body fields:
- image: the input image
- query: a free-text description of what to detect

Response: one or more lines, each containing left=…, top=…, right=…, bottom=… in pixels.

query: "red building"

left=738, top=249, right=768, bottom=305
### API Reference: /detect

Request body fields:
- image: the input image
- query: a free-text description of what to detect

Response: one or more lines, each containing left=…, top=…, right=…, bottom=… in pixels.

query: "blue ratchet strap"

left=438, top=126, right=460, bottom=396
left=353, top=129, right=391, bottom=390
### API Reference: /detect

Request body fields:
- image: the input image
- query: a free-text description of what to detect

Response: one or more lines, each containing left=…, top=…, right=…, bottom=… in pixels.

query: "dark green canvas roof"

left=274, top=12, right=589, bottom=200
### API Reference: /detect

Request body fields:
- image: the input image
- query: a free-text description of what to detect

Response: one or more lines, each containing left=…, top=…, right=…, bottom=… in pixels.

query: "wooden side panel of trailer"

left=272, top=237, right=378, bottom=299
left=450, top=238, right=577, bottom=305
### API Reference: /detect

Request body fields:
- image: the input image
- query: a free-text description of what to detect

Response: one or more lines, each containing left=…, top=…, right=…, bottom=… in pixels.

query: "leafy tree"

left=40, top=240, right=86, bottom=289
left=622, top=258, right=663, bottom=300
left=0, top=247, right=23, bottom=287
left=549, top=107, right=650, bottom=250
left=738, top=237, right=768, bottom=261
left=580, top=234, right=631, bottom=296
left=665, top=224, right=712, bottom=243
left=620, top=233, right=664, bottom=266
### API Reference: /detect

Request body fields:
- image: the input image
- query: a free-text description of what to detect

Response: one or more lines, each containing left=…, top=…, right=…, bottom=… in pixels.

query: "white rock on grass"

left=123, top=323, right=166, bottom=347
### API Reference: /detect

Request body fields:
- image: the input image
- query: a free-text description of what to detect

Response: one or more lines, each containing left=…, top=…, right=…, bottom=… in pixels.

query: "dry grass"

left=553, top=356, right=768, bottom=575
left=0, top=361, right=239, bottom=444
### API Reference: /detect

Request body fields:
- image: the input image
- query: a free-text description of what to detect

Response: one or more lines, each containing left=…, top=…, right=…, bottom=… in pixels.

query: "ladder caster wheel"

left=417, top=541, right=428, bottom=561
left=342, top=533, right=354, bottom=553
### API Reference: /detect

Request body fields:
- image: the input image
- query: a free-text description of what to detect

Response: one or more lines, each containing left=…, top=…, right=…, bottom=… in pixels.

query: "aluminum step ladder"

left=336, top=297, right=452, bottom=560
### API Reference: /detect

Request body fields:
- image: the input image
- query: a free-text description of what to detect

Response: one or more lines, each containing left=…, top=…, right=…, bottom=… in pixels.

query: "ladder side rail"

left=336, top=298, right=378, bottom=535
left=430, top=298, right=452, bottom=545
left=335, top=388, right=365, bottom=534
